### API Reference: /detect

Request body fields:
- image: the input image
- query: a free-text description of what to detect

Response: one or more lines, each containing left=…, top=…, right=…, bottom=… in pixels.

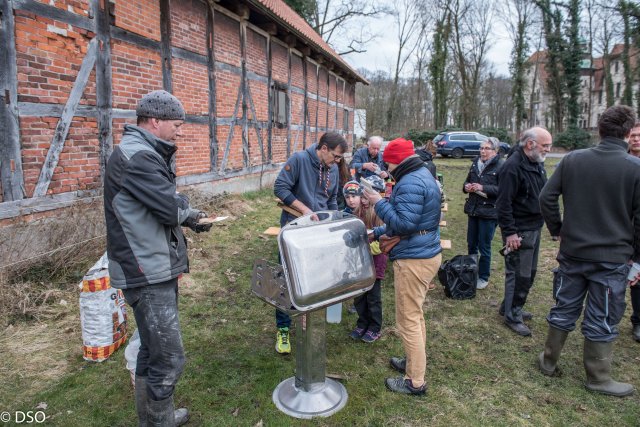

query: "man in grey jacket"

left=537, top=105, right=640, bottom=397
left=104, top=90, right=211, bottom=425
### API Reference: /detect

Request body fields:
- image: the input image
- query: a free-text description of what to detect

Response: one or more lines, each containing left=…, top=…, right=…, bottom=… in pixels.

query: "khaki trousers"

left=393, top=254, right=442, bottom=388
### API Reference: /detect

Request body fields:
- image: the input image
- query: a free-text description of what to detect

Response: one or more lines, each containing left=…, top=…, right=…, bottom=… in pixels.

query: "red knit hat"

left=382, top=138, right=414, bottom=165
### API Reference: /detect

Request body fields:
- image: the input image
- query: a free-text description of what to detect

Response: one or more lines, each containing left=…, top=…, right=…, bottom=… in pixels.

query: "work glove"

left=183, top=210, right=212, bottom=233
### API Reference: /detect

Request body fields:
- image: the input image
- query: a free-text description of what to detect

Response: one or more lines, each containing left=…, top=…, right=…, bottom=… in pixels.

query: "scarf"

left=389, top=156, right=425, bottom=183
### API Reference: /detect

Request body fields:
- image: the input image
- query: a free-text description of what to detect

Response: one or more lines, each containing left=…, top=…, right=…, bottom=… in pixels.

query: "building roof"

left=247, top=0, right=368, bottom=84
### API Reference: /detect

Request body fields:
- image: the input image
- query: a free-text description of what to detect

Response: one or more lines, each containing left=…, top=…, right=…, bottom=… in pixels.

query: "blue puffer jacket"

left=373, top=166, right=441, bottom=260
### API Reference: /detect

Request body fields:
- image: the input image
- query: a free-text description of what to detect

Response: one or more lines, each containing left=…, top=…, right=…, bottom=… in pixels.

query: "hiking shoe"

left=505, top=321, right=532, bottom=337
left=276, top=327, right=291, bottom=354
left=361, top=330, right=381, bottom=343
left=499, top=308, right=533, bottom=321
left=476, top=278, right=489, bottom=289
left=349, top=327, right=365, bottom=340
left=390, top=357, right=406, bottom=374
left=385, top=377, right=426, bottom=395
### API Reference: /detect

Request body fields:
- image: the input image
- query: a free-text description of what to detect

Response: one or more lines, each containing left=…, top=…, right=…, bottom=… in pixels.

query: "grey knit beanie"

left=136, top=90, right=186, bottom=120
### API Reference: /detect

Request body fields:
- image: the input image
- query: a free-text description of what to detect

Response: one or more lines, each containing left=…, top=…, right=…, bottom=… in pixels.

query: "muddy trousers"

left=547, top=253, right=628, bottom=342
left=123, top=279, right=186, bottom=401
left=500, top=229, right=540, bottom=324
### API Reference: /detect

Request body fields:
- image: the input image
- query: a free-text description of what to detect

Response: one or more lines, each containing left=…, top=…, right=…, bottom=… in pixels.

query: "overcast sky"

left=341, top=13, right=514, bottom=78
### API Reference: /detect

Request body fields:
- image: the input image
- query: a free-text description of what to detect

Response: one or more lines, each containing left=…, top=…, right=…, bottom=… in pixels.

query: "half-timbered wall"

left=0, top=0, right=357, bottom=223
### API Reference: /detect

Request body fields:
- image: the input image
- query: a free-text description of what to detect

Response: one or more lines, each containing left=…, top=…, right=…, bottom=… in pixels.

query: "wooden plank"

left=206, top=1, right=218, bottom=172
left=0, top=0, right=25, bottom=201
left=440, top=239, right=452, bottom=250
left=263, top=226, right=280, bottom=236
left=0, top=189, right=101, bottom=219
left=33, top=39, right=98, bottom=197
left=441, top=202, right=448, bottom=212
left=159, top=0, right=173, bottom=92
left=94, top=0, right=113, bottom=184
left=439, top=220, right=447, bottom=227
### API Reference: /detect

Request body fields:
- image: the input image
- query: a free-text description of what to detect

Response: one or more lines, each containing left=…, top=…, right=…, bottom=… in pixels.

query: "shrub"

left=477, top=127, right=512, bottom=144
left=554, top=127, right=593, bottom=150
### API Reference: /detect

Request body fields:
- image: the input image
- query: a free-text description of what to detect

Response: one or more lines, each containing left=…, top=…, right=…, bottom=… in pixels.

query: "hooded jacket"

left=351, top=145, right=386, bottom=181
left=104, top=125, right=198, bottom=289
left=274, top=144, right=339, bottom=226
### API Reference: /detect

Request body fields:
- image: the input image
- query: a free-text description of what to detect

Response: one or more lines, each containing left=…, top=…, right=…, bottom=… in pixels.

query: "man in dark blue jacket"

left=496, top=127, right=551, bottom=337
left=351, top=136, right=389, bottom=181
left=104, top=90, right=211, bottom=425
left=273, top=132, right=348, bottom=353
left=363, top=137, right=441, bottom=396
left=537, top=106, right=640, bottom=397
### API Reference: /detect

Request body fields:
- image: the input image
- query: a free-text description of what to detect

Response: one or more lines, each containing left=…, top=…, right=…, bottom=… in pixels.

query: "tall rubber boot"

left=583, top=339, right=635, bottom=397
left=138, top=377, right=190, bottom=427
left=537, top=326, right=568, bottom=376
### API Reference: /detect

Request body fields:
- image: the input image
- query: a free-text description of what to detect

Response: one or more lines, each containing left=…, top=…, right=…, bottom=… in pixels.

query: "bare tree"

left=309, top=0, right=389, bottom=55
left=449, top=0, right=494, bottom=129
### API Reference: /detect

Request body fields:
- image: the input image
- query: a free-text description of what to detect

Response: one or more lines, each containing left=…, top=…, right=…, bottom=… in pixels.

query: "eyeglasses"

left=329, top=151, right=343, bottom=161
left=479, top=146, right=494, bottom=151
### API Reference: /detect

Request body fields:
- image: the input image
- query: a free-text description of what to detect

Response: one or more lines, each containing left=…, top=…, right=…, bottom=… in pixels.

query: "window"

left=614, top=61, right=619, bottom=73
left=271, top=82, right=288, bottom=128
left=616, top=83, right=621, bottom=98
left=598, top=90, right=603, bottom=105
left=343, top=109, right=349, bottom=132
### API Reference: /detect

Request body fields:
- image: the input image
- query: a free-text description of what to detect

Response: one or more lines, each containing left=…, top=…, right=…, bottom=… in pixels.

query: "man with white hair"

left=496, top=127, right=552, bottom=336
left=351, top=136, right=389, bottom=181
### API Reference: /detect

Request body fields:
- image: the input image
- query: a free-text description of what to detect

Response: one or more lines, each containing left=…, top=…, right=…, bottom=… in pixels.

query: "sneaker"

left=476, top=278, right=489, bottom=289
left=385, top=376, right=426, bottom=395
left=390, top=357, right=406, bottom=374
left=504, top=321, right=531, bottom=337
left=276, top=327, right=291, bottom=354
left=361, top=330, right=381, bottom=343
left=349, top=327, right=365, bottom=340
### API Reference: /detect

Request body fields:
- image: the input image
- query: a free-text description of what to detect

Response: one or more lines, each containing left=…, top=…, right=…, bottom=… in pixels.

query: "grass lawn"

left=2, top=157, right=639, bottom=426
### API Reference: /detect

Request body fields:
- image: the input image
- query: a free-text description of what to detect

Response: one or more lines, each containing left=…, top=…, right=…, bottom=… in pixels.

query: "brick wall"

left=2, top=0, right=357, bottom=224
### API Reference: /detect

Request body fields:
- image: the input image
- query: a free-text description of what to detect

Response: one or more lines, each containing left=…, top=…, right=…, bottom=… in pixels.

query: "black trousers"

left=122, top=279, right=185, bottom=401
left=631, top=285, right=640, bottom=326
left=500, top=229, right=541, bottom=324
left=355, top=279, right=382, bottom=333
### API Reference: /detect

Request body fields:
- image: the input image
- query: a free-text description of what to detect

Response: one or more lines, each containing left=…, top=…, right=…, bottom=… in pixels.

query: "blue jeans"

left=122, top=279, right=185, bottom=401
left=466, top=216, right=497, bottom=281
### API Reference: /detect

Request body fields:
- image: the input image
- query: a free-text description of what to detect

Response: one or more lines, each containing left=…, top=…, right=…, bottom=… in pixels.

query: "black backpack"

left=438, top=254, right=478, bottom=299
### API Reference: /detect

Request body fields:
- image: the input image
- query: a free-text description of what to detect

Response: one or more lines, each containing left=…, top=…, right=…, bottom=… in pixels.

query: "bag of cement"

left=79, top=252, right=128, bottom=361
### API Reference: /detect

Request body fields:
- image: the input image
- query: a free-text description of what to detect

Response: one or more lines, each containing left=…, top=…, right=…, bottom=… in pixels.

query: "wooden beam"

left=0, top=0, right=25, bottom=201
left=266, top=37, right=273, bottom=160
left=302, top=56, right=308, bottom=149
left=240, top=22, right=249, bottom=168
left=33, top=39, right=99, bottom=198
left=206, top=2, right=218, bottom=172
left=94, top=0, right=113, bottom=184
left=159, top=0, right=173, bottom=92
left=283, top=33, right=296, bottom=47
left=261, top=22, right=278, bottom=36
left=298, top=45, right=311, bottom=57
left=286, top=47, right=292, bottom=155
left=228, top=3, right=249, bottom=20
left=13, top=0, right=92, bottom=31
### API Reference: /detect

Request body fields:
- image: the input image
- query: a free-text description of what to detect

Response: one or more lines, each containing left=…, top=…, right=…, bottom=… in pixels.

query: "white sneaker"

left=476, top=278, right=489, bottom=289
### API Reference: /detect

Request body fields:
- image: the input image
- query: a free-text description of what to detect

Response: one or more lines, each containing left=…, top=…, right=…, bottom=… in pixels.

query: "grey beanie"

left=136, top=90, right=186, bottom=120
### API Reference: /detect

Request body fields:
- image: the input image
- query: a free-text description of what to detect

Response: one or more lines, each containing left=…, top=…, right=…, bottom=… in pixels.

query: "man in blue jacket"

left=496, top=127, right=551, bottom=337
left=351, top=136, right=389, bottom=181
left=363, top=137, right=441, bottom=395
left=273, top=132, right=348, bottom=353
left=104, top=90, right=211, bottom=425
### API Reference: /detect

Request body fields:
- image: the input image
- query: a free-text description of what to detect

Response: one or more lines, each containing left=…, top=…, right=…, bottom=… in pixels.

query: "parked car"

left=434, top=131, right=510, bottom=158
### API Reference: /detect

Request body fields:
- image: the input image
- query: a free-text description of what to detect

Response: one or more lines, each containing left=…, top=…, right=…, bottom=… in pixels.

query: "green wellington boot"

left=537, top=326, right=569, bottom=376
left=583, top=339, right=635, bottom=397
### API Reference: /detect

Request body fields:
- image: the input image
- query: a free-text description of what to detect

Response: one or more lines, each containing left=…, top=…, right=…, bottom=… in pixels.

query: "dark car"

left=434, top=131, right=510, bottom=158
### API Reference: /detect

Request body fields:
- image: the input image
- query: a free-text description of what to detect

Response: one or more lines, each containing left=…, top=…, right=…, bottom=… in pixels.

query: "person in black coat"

left=463, top=137, right=503, bottom=290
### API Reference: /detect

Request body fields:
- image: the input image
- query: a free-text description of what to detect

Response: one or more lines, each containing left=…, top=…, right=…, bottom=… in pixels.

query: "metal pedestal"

left=272, top=309, right=348, bottom=419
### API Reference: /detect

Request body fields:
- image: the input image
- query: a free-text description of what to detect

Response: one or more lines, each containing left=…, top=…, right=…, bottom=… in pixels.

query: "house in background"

left=523, top=45, right=639, bottom=131
left=0, top=0, right=367, bottom=224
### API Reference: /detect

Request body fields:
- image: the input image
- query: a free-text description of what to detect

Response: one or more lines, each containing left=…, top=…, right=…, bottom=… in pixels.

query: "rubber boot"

left=537, top=326, right=568, bottom=376
left=583, top=339, right=635, bottom=397
left=134, top=376, right=148, bottom=426
left=139, top=377, right=190, bottom=427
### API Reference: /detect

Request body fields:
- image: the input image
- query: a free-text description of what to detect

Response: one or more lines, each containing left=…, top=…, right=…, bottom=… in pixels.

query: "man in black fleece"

left=496, top=127, right=552, bottom=336
left=537, top=105, right=640, bottom=397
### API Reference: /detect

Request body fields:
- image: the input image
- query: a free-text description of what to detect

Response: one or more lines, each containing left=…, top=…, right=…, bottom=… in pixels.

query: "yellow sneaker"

left=276, top=327, right=291, bottom=354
